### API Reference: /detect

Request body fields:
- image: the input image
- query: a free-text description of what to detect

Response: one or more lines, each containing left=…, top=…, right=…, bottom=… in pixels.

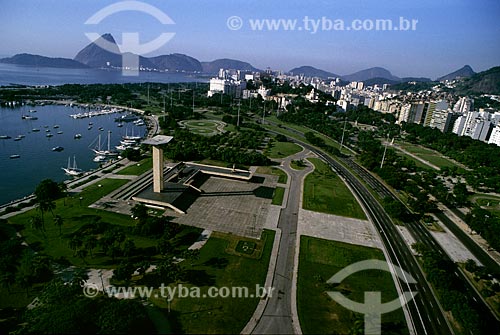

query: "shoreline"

left=0, top=100, right=158, bottom=211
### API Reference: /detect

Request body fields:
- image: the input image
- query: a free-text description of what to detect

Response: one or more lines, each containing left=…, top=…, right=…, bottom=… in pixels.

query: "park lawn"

left=150, top=229, right=275, bottom=334
left=394, top=151, right=433, bottom=170
left=256, top=166, right=288, bottom=184
left=6, top=178, right=162, bottom=267
left=265, top=141, right=302, bottom=159
left=297, top=236, right=408, bottom=335
left=116, top=158, right=153, bottom=175
left=397, top=141, right=461, bottom=169
left=272, top=187, right=285, bottom=205
left=471, top=194, right=500, bottom=218
left=304, top=158, right=366, bottom=220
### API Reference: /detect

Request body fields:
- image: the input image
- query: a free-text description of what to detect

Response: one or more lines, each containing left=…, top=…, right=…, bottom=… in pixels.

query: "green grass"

left=297, top=236, right=408, bottom=335
left=183, top=119, right=223, bottom=136
left=272, top=187, right=285, bottom=205
left=265, top=141, right=302, bottom=158
left=290, top=160, right=307, bottom=170
left=394, top=151, right=433, bottom=170
left=150, top=229, right=275, bottom=334
left=303, top=158, right=366, bottom=220
left=116, top=158, right=153, bottom=175
left=256, top=166, right=288, bottom=184
left=6, top=178, right=160, bottom=267
left=397, top=141, right=461, bottom=169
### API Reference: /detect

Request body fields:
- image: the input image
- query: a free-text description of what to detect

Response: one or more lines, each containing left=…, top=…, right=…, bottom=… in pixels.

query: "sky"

left=0, top=0, right=499, bottom=79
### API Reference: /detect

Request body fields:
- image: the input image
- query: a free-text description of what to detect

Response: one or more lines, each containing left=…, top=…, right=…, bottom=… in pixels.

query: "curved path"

left=251, top=148, right=313, bottom=334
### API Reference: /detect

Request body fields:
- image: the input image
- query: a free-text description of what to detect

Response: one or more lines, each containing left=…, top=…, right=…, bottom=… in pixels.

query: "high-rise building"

left=488, top=125, right=500, bottom=146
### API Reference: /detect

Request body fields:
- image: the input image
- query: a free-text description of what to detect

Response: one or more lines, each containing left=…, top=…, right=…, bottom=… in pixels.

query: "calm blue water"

left=0, top=104, right=146, bottom=205
left=0, top=63, right=208, bottom=86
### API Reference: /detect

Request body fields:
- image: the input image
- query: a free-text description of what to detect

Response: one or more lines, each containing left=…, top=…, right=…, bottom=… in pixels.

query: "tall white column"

left=152, top=146, right=164, bottom=192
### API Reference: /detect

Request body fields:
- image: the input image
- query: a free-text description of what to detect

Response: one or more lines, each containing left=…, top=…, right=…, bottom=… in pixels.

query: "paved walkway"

left=298, top=209, right=383, bottom=249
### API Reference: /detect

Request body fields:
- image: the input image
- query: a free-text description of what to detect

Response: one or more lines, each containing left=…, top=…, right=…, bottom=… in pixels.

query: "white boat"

left=92, top=131, right=119, bottom=157
left=62, top=156, right=83, bottom=176
left=74, top=134, right=82, bottom=139
left=10, top=154, right=20, bottom=159
left=122, top=127, right=142, bottom=141
left=93, top=155, right=107, bottom=163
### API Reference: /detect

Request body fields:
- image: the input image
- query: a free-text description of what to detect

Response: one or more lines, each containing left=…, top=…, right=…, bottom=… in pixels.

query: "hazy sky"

left=1, top=0, right=499, bottom=79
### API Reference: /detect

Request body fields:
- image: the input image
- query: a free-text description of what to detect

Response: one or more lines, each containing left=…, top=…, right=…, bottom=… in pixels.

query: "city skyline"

left=0, top=0, right=499, bottom=79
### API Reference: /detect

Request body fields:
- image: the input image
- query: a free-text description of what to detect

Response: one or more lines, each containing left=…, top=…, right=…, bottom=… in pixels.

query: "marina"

left=0, top=103, right=146, bottom=205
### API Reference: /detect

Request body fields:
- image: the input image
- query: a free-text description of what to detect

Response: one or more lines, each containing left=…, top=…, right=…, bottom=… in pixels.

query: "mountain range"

left=0, top=33, right=491, bottom=85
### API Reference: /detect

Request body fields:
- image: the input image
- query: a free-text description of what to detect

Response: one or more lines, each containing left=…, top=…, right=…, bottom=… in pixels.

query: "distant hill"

left=74, top=33, right=122, bottom=68
left=400, top=77, right=432, bottom=83
left=437, top=65, right=475, bottom=82
left=454, top=66, right=500, bottom=95
left=149, top=53, right=202, bottom=72
left=361, top=77, right=401, bottom=86
left=0, top=53, right=88, bottom=68
left=201, top=59, right=260, bottom=74
left=288, top=66, right=340, bottom=79
left=343, top=67, right=400, bottom=82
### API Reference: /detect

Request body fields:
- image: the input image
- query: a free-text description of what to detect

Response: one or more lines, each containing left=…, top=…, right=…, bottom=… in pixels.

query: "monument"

left=142, top=135, right=173, bottom=192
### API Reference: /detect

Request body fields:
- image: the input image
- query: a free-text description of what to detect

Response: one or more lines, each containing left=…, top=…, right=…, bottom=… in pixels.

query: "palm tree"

left=30, top=215, right=45, bottom=235
left=83, top=236, right=98, bottom=258
left=69, top=236, right=83, bottom=256
left=76, top=248, right=88, bottom=264
left=54, top=215, right=64, bottom=236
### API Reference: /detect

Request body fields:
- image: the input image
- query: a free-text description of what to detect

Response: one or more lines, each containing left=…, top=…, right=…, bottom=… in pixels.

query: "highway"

left=266, top=120, right=500, bottom=332
left=292, top=139, right=452, bottom=335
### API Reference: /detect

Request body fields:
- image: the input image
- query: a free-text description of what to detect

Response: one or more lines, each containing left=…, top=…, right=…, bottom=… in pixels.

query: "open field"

left=150, top=229, right=275, bottom=334
left=265, top=141, right=302, bottom=158
left=396, top=141, right=462, bottom=170
left=116, top=158, right=153, bottom=175
left=180, top=119, right=225, bottom=136
left=297, top=236, right=408, bottom=334
left=303, top=158, right=366, bottom=220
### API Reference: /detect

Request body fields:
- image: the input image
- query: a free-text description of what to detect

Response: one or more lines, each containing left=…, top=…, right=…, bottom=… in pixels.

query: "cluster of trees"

left=464, top=259, right=500, bottom=297
left=403, top=122, right=500, bottom=192
left=112, top=204, right=200, bottom=286
left=356, top=131, right=472, bottom=217
left=414, top=243, right=484, bottom=334
left=19, top=277, right=154, bottom=334
left=162, top=128, right=271, bottom=166
left=465, top=206, right=500, bottom=250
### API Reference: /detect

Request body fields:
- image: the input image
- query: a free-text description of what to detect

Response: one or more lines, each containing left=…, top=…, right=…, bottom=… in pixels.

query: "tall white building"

left=488, top=125, right=500, bottom=146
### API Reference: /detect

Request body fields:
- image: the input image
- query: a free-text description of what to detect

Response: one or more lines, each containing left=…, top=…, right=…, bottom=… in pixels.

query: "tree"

left=157, top=238, right=173, bottom=257
left=122, top=239, right=136, bottom=257
left=182, top=249, right=200, bottom=266
left=69, top=236, right=83, bottom=256
left=34, top=179, right=61, bottom=227
left=453, top=182, right=469, bottom=206
left=54, top=215, right=64, bottom=236
left=76, top=248, right=88, bottom=264
left=30, top=215, right=45, bottom=234
left=84, top=235, right=98, bottom=258
left=113, top=261, right=136, bottom=284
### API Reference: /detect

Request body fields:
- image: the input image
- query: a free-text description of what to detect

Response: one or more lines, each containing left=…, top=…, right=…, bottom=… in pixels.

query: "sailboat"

left=62, top=156, right=83, bottom=176
left=122, top=127, right=142, bottom=141
left=92, top=131, right=119, bottom=157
